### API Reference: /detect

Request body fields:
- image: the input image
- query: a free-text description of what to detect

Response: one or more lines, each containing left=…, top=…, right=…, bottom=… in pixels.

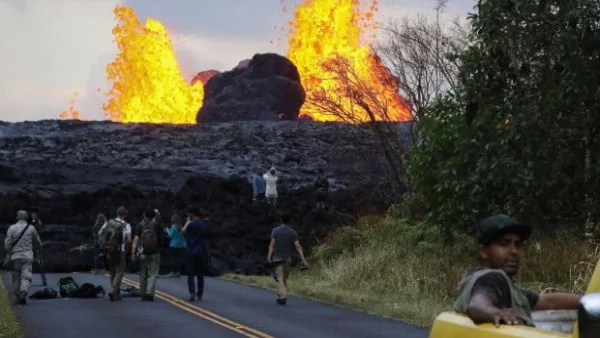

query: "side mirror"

left=578, top=293, right=600, bottom=338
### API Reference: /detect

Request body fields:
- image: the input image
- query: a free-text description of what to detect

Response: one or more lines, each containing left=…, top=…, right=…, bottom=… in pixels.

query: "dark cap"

left=476, top=214, right=532, bottom=245
left=116, top=206, right=128, bottom=215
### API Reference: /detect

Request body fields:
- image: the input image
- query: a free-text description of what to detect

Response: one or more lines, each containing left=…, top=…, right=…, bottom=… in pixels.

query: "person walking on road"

left=267, top=211, right=309, bottom=305
left=4, top=210, right=43, bottom=305
left=99, top=206, right=131, bottom=301
left=132, top=208, right=164, bottom=301
left=182, top=206, right=209, bottom=301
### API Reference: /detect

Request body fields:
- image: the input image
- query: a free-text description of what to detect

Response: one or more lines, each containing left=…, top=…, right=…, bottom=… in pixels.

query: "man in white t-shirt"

left=263, top=167, right=279, bottom=207
left=100, top=206, right=131, bottom=301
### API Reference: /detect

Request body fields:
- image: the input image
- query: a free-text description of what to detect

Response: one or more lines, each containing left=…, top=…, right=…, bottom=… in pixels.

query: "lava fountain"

left=284, top=0, right=411, bottom=122
left=102, top=6, right=203, bottom=124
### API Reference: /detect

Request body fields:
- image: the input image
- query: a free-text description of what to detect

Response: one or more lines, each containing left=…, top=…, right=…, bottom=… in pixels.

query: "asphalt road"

left=2, top=272, right=429, bottom=338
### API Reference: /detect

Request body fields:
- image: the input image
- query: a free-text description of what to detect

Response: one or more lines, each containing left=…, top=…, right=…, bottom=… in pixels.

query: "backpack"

left=99, top=218, right=125, bottom=253
left=140, top=221, right=158, bottom=253
left=58, top=277, right=78, bottom=298
left=72, top=283, right=105, bottom=298
left=29, top=287, right=58, bottom=299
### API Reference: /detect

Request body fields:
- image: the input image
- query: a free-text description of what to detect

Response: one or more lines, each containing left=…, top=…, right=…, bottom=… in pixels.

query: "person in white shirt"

left=263, top=167, right=279, bottom=207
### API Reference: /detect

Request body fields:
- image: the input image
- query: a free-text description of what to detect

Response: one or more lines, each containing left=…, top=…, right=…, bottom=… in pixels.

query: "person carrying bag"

left=3, top=224, right=31, bottom=270
left=4, top=210, right=43, bottom=305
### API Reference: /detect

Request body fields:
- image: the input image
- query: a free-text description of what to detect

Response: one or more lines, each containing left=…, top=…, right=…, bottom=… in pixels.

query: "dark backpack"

left=140, top=221, right=158, bottom=253
left=99, top=219, right=125, bottom=253
left=29, top=287, right=58, bottom=299
left=58, top=277, right=78, bottom=298
left=73, top=283, right=105, bottom=298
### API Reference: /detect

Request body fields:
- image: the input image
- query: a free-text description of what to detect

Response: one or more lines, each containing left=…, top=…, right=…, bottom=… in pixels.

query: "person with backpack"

left=98, top=206, right=131, bottom=301
left=182, top=206, right=209, bottom=301
left=4, top=210, right=43, bottom=305
left=267, top=211, right=309, bottom=306
left=131, top=208, right=164, bottom=301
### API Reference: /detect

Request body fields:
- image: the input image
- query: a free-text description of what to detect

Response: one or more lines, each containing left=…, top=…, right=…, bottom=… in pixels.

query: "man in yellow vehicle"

left=453, top=214, right=583, bottom=328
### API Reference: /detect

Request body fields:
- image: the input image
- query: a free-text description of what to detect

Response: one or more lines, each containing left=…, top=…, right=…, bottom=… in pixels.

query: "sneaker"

left=196, top=293, right=203, bottom=301
left=189, top=294, right=195, bottom=301
left=276, top=298, right=287, bottom=306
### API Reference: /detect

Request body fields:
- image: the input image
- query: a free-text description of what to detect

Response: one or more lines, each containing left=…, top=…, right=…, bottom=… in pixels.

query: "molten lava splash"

left=103, top=6, right=204, bottom=124
left=285, top=0, right=411, bottom=122
left=59, top=93, right=83, bottom=120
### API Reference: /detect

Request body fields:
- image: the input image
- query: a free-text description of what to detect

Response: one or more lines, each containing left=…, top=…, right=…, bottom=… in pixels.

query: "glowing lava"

left=59, top=92, right=82, bottom=120
left=285, top=0, right=411, bottom=122
left=102, top=5, right=203, bottom=124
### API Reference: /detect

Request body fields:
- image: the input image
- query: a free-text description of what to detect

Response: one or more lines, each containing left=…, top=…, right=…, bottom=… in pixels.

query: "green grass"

left=0, top=279, right=21, bottom=338
left=223, top=215, right=600, bottom=327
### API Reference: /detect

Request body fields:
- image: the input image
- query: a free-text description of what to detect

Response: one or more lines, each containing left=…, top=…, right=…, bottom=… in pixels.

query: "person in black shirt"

left=182, top=207, right=209, bottom=301
left=454, top=214, right=583, bottom=327
left=314, top=169, right=329, bottom=210
left=30, top=208, right=42, bottom=232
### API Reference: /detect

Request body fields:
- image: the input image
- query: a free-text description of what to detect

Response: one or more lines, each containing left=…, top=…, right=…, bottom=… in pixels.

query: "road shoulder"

left=0, top=277, right=21, bottom=338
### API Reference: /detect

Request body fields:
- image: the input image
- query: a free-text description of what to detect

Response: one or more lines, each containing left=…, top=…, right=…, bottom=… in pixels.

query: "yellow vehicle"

left=428, top=256, right=600, bottom=338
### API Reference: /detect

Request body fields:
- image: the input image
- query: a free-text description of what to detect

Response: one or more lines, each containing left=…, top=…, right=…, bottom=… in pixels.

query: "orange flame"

left=102, top=6, right=203, bottom=124
left=285, top=0, right=411, bottom=122
left=60, top=2, right=410, bottom=124
left=59, top=92, right=82, bottom=120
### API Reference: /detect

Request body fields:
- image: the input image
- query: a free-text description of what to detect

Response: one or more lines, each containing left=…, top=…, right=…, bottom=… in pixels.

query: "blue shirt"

left=184, top=219, right=208, bottom=256
left=251, top=174, right=266, bottom=195
left=168, top=224, right=186, bottom=249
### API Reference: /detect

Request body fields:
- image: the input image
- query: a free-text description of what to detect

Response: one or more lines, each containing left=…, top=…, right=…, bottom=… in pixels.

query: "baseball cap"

left=476, top=214, right=532, bottom=245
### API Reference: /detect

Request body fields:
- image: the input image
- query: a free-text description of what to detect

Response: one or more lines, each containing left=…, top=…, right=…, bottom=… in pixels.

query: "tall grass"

left=0, top=279, right=21, bottom=338
left=224, top=216, right=600, bottom=327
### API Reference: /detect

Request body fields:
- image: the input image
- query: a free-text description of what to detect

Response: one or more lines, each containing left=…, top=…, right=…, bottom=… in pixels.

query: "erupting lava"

left=285, top=0, right=411, bottom=122
left=60, top=1, right=410, bottom=124
left=102, top=6, right=203, bottom=124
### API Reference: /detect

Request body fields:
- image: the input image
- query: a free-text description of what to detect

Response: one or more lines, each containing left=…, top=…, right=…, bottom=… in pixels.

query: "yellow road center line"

left=119, top=276, right=274, bottom=338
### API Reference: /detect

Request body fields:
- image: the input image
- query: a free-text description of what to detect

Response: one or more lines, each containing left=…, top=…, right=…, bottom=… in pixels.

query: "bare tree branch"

left=306, top=56, right=410, bottom=193
left=376, top=2, right=470, bottom=121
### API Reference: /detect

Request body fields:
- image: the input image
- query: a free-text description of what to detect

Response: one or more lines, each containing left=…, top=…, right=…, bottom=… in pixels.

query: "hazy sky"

left=0, top=0, right=475, bottom=122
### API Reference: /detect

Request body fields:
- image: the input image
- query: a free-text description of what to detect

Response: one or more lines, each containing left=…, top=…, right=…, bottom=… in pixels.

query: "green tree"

left=409, top=0, right=600, bottom=238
